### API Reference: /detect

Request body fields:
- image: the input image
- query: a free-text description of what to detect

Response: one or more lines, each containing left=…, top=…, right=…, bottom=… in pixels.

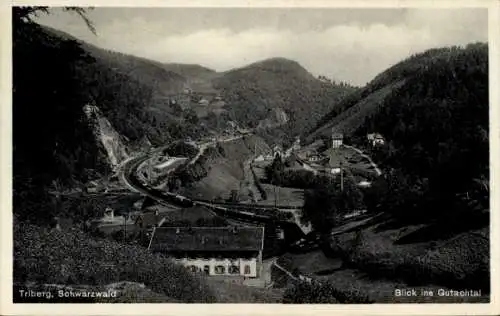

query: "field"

left=181, top=135, right=270, bottom=201
left=279, top=250, right=343, bottom=276
left=258, top=184, right=304, bottom=207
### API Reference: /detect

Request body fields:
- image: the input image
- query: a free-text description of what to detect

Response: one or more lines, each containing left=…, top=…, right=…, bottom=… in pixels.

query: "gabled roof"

left=148, top=226, right=265, bottom=252
left=135, top=212, right=163, bottom=228
left=140, top=196, right=156, bottom=210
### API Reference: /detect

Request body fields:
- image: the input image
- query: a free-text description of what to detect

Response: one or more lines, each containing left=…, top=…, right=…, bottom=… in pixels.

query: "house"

left=308, top=155, right=322, bottom=162
left=87, top=208, right=131, bottom=235
left=264, top=154, right=274, bottom=161
left=367, top=133, right=385, bottom=146
left=135, top=210, right=166, bottom=231
left=254, top=155, right=265, bottom=162
left=357, top=180, right=372, bottom=188
left=133, top=196, right=156, bottom=211
left=148, top=226, right=265, bottom=278
left=53, top=216, right=74, bottom=231
left=85, top=180, right=102, bottom=193
left=331, top=167, right=341, bottom=174
left=198, top=98, right=210, bottom=106
left=307, top=152, right=326, bottom=163
left=292, top=137, right=301, bottom=151
left=272, top=145, right=283, bottom=157
left=332, top=132, right=344, bottom=149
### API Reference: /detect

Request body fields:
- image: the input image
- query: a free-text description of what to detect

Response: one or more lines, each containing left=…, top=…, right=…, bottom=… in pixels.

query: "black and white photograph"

left=3, top=0, right=499, bottom=313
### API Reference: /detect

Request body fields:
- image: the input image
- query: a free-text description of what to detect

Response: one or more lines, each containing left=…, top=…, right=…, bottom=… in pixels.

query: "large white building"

left=332, top=132, right=344, bottom=148
left=148, top=226, right=265, bottom=278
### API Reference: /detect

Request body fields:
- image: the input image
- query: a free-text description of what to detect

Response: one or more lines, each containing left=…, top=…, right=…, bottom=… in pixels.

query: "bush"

left=13, top=223, right=216, bottom=303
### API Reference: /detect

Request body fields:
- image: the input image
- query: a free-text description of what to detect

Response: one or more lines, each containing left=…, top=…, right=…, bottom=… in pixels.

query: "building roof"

left=135, top=211, right=163, bottom=228
left=367, top=133, right=384, bottom=139
left=148, top=226, right=265, bottom=252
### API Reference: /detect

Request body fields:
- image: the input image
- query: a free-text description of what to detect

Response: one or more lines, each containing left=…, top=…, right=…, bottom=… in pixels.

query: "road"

left=343, top=144, right=382, bottom=176
left=117, top=135, right=384, bottom=286
left=189, top=135, right=245, bottom=165
left=119, top=134, right=309, bottom=230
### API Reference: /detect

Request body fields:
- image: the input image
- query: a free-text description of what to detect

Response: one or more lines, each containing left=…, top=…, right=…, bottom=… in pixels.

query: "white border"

left=1, top=0, right=499, bottom=315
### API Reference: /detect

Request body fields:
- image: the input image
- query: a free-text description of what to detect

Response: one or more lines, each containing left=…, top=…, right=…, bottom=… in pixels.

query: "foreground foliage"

left=13, top=222, right=216, bottom=303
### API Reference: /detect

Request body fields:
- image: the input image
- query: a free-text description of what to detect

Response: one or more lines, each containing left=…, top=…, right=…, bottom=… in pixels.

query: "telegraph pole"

left=340, top=160, right=344, bottom=192
left=148, top=153, right=152, bottom=186
left=123, top=210, right=127, bottom=243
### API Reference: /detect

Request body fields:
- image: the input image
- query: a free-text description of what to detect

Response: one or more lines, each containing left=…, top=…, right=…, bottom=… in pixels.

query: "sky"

left=35, top=7, right=488, bottom=86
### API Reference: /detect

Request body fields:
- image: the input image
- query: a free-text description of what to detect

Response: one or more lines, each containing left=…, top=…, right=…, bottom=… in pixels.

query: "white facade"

left=254, top=155, right=265, bottom=162
left=373, top=138, right=385, bottom=146
left=358, top=180, right=372, bottom=187
left=367, top=133, right=385, bottom=146
left=331, top=167, right=341, bottom=174
left=174, top=257, right=259, bottom=277
left=332, top=139, right=343, bottom=148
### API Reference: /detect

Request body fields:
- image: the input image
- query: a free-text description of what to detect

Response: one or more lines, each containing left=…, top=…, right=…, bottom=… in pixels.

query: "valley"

left=11, top=7, right=490, bottom=305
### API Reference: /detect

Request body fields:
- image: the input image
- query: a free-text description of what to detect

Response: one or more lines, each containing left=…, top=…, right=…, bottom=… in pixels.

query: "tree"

left=301, top=181, right=341, bottom=233
left=14, top=7, right=96, bottom=35
left=265, top=154, right=285, bottom=184
left=184, top=109, right=199, bottom=125
left=301, top=175, right=365, bottom=233
left=13, top=6, right=100, bottom=224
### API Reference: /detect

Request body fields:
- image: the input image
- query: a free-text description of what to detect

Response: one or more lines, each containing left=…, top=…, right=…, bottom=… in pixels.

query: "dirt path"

left=241, top=158, right=263, bottom=202
left=343, top=144, right=382, bottom=176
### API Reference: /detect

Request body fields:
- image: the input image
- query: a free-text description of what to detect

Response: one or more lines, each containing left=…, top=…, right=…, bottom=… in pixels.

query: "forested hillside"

left=13, top=9, right=110, bottom=223
left=213, top=57, right=356, bottom=143
left=12, top=9, right=209, bottom=223
left=310, top=43, right=489, bottom=224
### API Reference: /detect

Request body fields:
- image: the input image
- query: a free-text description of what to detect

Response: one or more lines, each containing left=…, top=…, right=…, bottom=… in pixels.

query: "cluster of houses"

left=86, top=197, right=266, bottom=279
left=253, top=137, right=302, bottom=163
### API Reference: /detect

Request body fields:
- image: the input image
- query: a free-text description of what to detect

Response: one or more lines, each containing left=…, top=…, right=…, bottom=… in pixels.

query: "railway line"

left=121, top=150, right=306, bottom=234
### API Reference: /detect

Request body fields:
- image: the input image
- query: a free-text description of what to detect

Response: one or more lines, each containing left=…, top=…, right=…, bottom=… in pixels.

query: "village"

left=65, top=127, right=387, bottom=289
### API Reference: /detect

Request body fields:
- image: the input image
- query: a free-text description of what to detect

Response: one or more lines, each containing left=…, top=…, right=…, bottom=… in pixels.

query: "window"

left=203, top=265, right=210, bottom=274
left=229, top=265, right=240, bottom=274
left=215, top=265, right=225, bottom=274
left=189, top=265, right=197, bottom=273
left=244, top=265, right=251, bottom=275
